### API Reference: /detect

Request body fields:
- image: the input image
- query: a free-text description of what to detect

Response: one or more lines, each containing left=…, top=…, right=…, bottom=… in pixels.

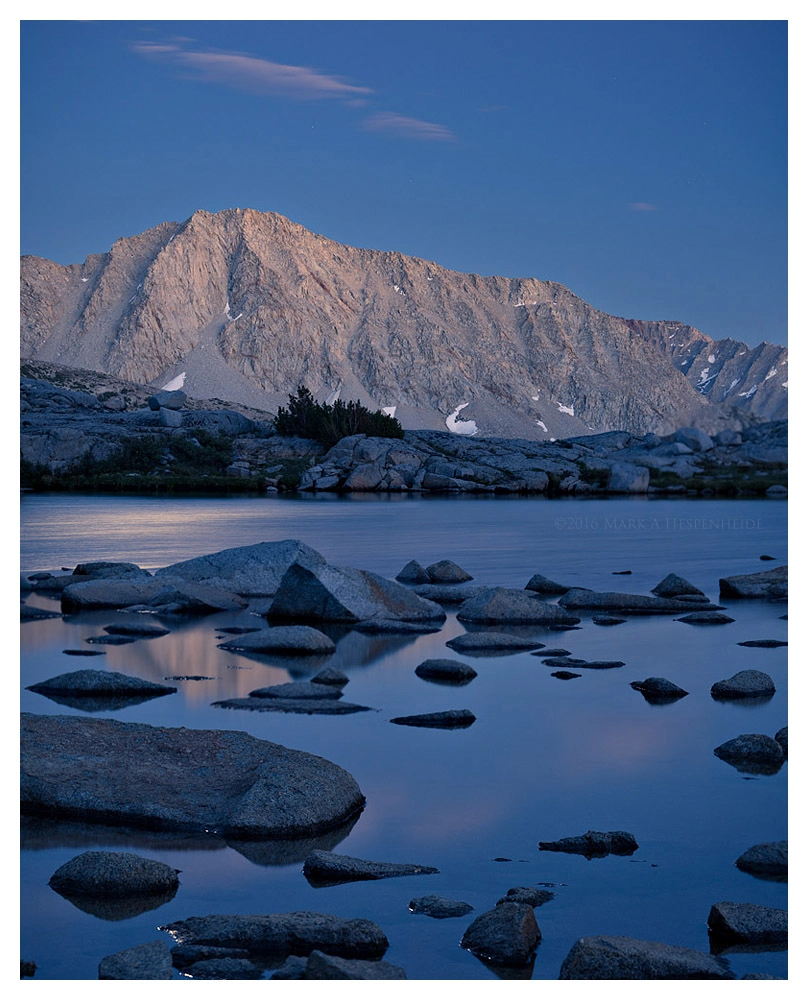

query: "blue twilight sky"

left=20, top=17, right=788, bottom=347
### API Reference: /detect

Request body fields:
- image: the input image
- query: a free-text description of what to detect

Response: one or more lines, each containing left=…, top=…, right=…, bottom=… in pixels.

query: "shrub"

left=274, top=386, right=404, bottom=448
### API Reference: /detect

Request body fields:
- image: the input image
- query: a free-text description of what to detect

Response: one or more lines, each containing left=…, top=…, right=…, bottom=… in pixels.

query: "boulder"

left=409, top=895, right=474, bottom=919
left=61, top=577, right=247, bottom=614
left=411, top=584, right=491, bottom=604
left=156, top=539, right=327, bottom=596
left=710, top=670, right=775, bottom=700
left=170, top=945, right=252, bottom=970
left=147, top=389, right=186, bottom=410
left=390, top=709, right=476, bottom=729
left=591, top=615, right=626, bottom=626
left=542, top=657, right=588, bottom=668
left=266, top=563, right=446, bottom=625
left=27, top=670, right=176, bottom=699
left=719, top=566, right=788, bottom=599
left=98, top=941, right=173, bottom=980
left=713, top=734, right=785, bottom=775
left=774, top=726, right=788, bottom=757
left=184, top=408, right=256, bottom=436
left=103, top=622, right=170, bottom=637
left=426, top=559, right=473, bottom=583
left=159, top=406, right=182, bottom=427
left=248, top=682, right=342, bottom=701
left=551, top=671, right=581, bottom=679
left=297, top=950, right=407, bottom=979
left=559, top=590, right=719, bottom=614
left=303, top=850, right=438, bottom=886
left=72, top=561, right=152, bottom=580
left=651, top=573, right=705, bottom=598
left=161, top=912, right=389, bottom=960
left=737, top=638, right=787, bottom=648
left=310, top=666, right=349, bottom=687
left=395, top=560, right=430, bottom=584
left=217, top=626, right=336, bottom=655
left=496, top=887, right=554, bottom=908
left=606, top=463, right=650, bottom=494
left=676, top=611, right=735, bottom=625
left=539, top=830, right=638, bottom=858
left=415, top=658, right=478, bottom=684
left=630, top=678, right=688, bottom=703
left=524, top=573, right=571, bottom=595
left=707, top=901, right=788, bottom=948
left=558, top=936, right=733, bottom=979
left=180, top=957, right=262, bottom=979
left=21, top=714, right=365, bottom=838
left=446, top=632, right=546, bottom=654
left=351, top=618, right=441, bottom=634
left=735, top=842, right=787, bottom=879
left=673, top=426, right=714, bottom=452
left=49, top=851, right=179, bottom=896
left=461, top=902, right=540, bottom=966
left=213, top=696, right=370, bottom=715
left=457, top=588, right=581, bottom=626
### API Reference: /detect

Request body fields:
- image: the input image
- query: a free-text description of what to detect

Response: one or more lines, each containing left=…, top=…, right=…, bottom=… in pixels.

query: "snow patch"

left=393, top=284, right=405, bottom=296
left=738, top=384, right=758, bottom=398
left=161, top=372, right=186, bottom=391
left=763, top=367, right=778, bottom=381
left=782, top=381, right=788, bottom=389
left=326, top=387, right=341, bottom=406
left=232, top=312, right=243, bottom=321
left=707, top=354, right=716, bottom=364
left=536, top=420, right=548, bottom=432
left=531, top=394, right=541, bottom=401
left=81, top=277, right=88, bottom=282
left=382, top=406, right=397, bottom=418
left=556, top=401, right=575, bottom=416
left=446, top=403, right=478, bottom=436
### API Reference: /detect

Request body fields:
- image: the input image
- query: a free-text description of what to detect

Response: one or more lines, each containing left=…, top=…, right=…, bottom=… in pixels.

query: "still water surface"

left=20, top=493, right=788, bottom=980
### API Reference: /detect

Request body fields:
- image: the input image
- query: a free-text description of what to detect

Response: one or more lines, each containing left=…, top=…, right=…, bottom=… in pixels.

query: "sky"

left=19, top=14, right=789, bottom=347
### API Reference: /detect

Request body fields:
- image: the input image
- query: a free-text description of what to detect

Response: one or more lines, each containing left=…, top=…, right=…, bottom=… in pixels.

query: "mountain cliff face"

left=20, top=208, right=787, bottom=439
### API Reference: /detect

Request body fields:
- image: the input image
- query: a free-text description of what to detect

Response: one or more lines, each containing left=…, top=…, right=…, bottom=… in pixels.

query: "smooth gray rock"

left=409, top=895, right=474, bottom=919
left=677, top=611, right=735, bottom=625
left=103, top=621, right=170, bottom=637
left=651, top=573, right=706, bottom=598
left=147, top=389, right=186, bottom=410
left=61, top=577, right=247, bottom=614
left=161, top=912, right=389, bottom=959
left=606, top=462, right=650, bottom=494
left=217, top=626, right=336, bottom=655
left=539, top=830, right=638, bottom=858
left=714, top=734, right=785, bottom=775
left=181, top=957, right=262, bottom=979
left=98, top=940, right=173, bottom=980
left=542, top=657, right=588, bottom=668
left=674, top=426, right=714, bottom=452
left=159, top=406, right=182, bottom=427
left=457, top=588, right=581, bottom=626
left=248, top=681, right=341, bottom=700
left=267, top=562, right=446, bottom=624
left=415, top=658, right=477, bottom=683
left=21, top=713, right=365, bottom=837
left=156, top=539, right=327, bottom=596
left=496, top=887, right=554, bottom=908
left=299, top=950, right=407, bottom=979
left=524, top=573, right=571, bottom=595
left=411, top=584, right=491, bottom=604
left=170, top=944, right=252, bottom=969
left=560, top=589, right=719, bottom=614
left=775, top=726, right=788, bottom=757
left=707, top=901, right=788, bottom=947
left=591, top=615, right=627, bottom=626
left=311, top=666, right=349, bottom=687
left=719, top=566, right=788, bottom=599
left=49, top=851, right=179, bottom=896
left=737, top=638, right=787, bottom=648
left=558, top=935, right=733, bottom=979
left=390, top=709, right=476, bottom=729
left=461, top=902, right=540, bottom=966
left=630, top=677, right=689, bottom=703
left=73, top=561, right=152, bottom=580
left=426, top=559, right=473, bottom=583
left=711, top=670, right=775, bottom=700
left=213, top=696, right=370, bottom=715
left=27, top=670, right=176, bottom=698
left=303, top=850, right=438, bottom=886
left=395, top=560, right=431, bottom=584
left=446, top=632, right=545, bottom=654
left=735, top=842, right=787, bottom=879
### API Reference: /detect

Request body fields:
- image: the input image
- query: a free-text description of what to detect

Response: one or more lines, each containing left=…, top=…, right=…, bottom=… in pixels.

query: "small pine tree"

left=274, top=386, right=404, bottom=447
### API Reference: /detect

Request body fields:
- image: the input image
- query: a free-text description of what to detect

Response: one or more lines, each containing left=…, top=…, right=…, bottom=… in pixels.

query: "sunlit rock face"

left=20, top=208, right=786, bottom=439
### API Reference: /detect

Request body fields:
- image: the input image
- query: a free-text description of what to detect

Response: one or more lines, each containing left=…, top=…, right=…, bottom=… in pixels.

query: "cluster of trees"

left=274, top=386, right=404, bottom=448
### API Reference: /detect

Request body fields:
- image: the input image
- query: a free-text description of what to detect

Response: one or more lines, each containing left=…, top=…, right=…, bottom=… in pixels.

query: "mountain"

left=20, top=208, right=787, bottom=439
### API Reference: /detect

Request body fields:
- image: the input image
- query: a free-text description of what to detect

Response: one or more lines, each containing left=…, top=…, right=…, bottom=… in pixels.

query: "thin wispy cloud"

left=131, top=40, right=373, bottom=102
left=627, top=202, right=659, bottom=212
left=360, top=111, right=457, bottom=143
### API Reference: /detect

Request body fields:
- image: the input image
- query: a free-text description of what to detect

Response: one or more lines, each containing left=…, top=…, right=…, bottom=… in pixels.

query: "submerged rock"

left=248, top=681, right=342, bottom=700
left=181, top=957, right=262, bottom=979
left=415, top=658, right=477, bottom=684
left=27, top=670, right=176, bottom=699
left=551, top=671, right=582, bottom=680
left=559, top=590, right=719, bottom=614
left=676, top=611, right=735, bottom=625
left=707, top=901, right=788, bottom=948
left=303, top=850, right=439, bottom=886
left=446, top=632, right=545, bottom=654
left=409, top=895, right=474, bottom=919
left=496, top=887, right=555, bottom=908
left=651, top=573, right=706, bottom=598
left=217, top=626, right=336, bottom=655
left=735, top=842, right=787, bottom=879
left=524, top=574, right=571, bottom=595
left=630, top=677, right=689, bottom=703
left=310, top=666, right=349, bottom=687
left=21, top=713, right=365, bottom=838
left=98, top=941, right=173, bottom=980
left=49, top=851, right=179, bottom=896
left=558, top=935, right=733, bottom=979
left=62, top=577, right=247, bottom=614
left=737, top=639, right=787, bottom=648
left=710, top=670, right=775, bottom=700
left=457, top=588, right=581, bottom=626
left=426, top=559, right=473, bottom=583
left=719, top=566, right=788, bottom=599
left=539, top=830, right=638, bottom=858
left=461, top=902, right=540, bottom=966
left=390, top=709, right=476, bottom=729
left=295, top=950, right=407, bottom=980
left=103, top=622, right=170, bottom=638
left=713, top=734, right=785, bottom=775
left=591, top=615, right=627, bottom=626
left=411, top=584, right=490, bottom=604
left=213, top=697, right=370, bottom=715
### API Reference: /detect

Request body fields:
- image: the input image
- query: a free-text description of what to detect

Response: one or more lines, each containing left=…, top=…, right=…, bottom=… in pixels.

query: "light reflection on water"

left=20, top=494, right=787, bottom=980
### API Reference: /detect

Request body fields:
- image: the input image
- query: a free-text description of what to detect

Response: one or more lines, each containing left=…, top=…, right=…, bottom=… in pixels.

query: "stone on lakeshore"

left=98, top=940, right=173, bottom=980
left=27, top=670, right=176, bottom=699
left=147, top=389, right=186, bottom=411
left=303, top=850, right=438, bottom=886
left=213, top=697, right=370, bottom=715
left=217, top=626, right=336, bottom=655
left=630, top=677, right=689, bottom=703
left=21, top=713, right=365, bottom=838
left=267, top=562, right=446, bottom=625
left=497, top=887, right=554, bottom=908
left=711, top=670, right=775, bottom=700
left=298, top=950, right=407, bottom=979
left=737, top=638, right=787, bottom=648
left=735, top=842, right=787, bottom=879
left=395, top=559, right=431, bottom=584
left=103, top=622, right=170, bottom=638
left=49, top=851, right=179, bottom=898
left=62, top=577, right=247, bottom=614
left=161, top=912, right=389, bottom=959
left=674, top=426, right=714, bottom=452
left=713, top=734, right=785, bottom=775
left=774, top=726, right=788, bottom=757
left=651, top=573, right=706, bottom=598
left=409, top=895, right=474, bottom=919
left=311, top=666, right=349, bottom=687
left=390, top=709, right=476, bottom=729
left=411, top=584, right=491, bottom=604
left=446, top=632, right=546, bottom=654
left=457, top=588, right=581, bottom=626
left=426, top=559, right=473, bottom=583
left=676, top=611, right=735, bottom=624
left=576, top=660, right=626, bottom=670
left=415, top=658, right=478, bottom=683
left=180, top=957, right=262, bottom=979
left=156, top=539, right=327, bottom=596
left=524, top=573, right=571, bottom=595
left=539, top=830, right=638, bottom=858
left=591, top=615, right=627, bottom=626
left=707, top=901, right=788, bottom=949
left=719, top=566, right=788, bottom=599
left=72, top=561, right=153, bottom=580
left=559, top=589, right=719, bottom=614
left=606, top=463, right=650, bottom=494
left=558, top=936, right=733, bottom=979
left=461, top=902, right=540, bottom=967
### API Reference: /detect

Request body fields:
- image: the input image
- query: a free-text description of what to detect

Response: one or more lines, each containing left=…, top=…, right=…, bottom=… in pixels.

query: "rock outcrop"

left=558, top=935, right=733, bottom=979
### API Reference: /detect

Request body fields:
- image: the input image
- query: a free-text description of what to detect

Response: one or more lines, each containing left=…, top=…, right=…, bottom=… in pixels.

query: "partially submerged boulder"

left=524, top=573, right=571, bottom=595
left=49, top=851, right=179, bottom=896
left=61, top=577, right=247, bottom=614
left=425, top=559, right=473, bottom=583
left=713, top=734, right=785, bottom=775
left=457, top=588, right=581, bottom=626
left=539, top=830, right=638, bottom=858
left=390, top=709, right=476, bottom=729
left=651, top=573, right=706, bottom=598
left=21, top=714, right=365, bottom=838
left=559, top=590, right=720, bottom=614
left=719, top=566, right=788, bottom=599
left=409, top=895, right=474, bottom=919
left=217, top=626, right=336, bottom=655
left=27, top=670, right=176, bottom=700
left=735, top=842, right=787, bottom=879
left=446, top=632, right=545, bottom=654
left=395, top=560, right=430, bottom=584
left=303, top=850, right=438, bottom=887
left=558, top=935, right=733, bottom=979
left=415, top=658, right=478, bottom=684
left=630, top=677, right=689, bottom=703
left=98, top=941, right=173, bottom=980
left=676, top=611, right=735, bottom=625
left=707, top=901, right=788, bottom=949
left=711, top=670, right=775, bottom=700
left=294, top=950, right=407, bottom=980
left=461, top=902, right=540, bottom=967
left=497, top=887, right=555, bottom=908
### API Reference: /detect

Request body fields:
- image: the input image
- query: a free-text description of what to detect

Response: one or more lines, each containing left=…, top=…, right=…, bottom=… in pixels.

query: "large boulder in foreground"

left=266, top=563, right=445, bottom=625
left=98, top=941, right=173, bottom=980
left=735, top=842, right=787, bottom=879
left=707, top=901, right=788, bottom=948
left=21, top=714, right=364, bottom=839
left=558, top=936, right=733, bottom=979
left=49, top=851, right=179, bottom=896
left=461, top=902, right=540, bottom=966
left=457, top=588, right=581, bottom=626
left=61, top=577, right=247, bottom=614
left=719, top=566, right=788, bottom=599
left=160, top=912, right=389, bottom=960
left=156, top=540, right=327, bottom=596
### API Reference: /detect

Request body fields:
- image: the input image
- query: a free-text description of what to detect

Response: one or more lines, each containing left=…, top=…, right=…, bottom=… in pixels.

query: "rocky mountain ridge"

left=20, top=208, right=787, bottom=439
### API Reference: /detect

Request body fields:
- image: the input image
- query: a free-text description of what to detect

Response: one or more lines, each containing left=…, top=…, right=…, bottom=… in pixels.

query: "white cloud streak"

left=360, top=111, right=456, bottom=143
